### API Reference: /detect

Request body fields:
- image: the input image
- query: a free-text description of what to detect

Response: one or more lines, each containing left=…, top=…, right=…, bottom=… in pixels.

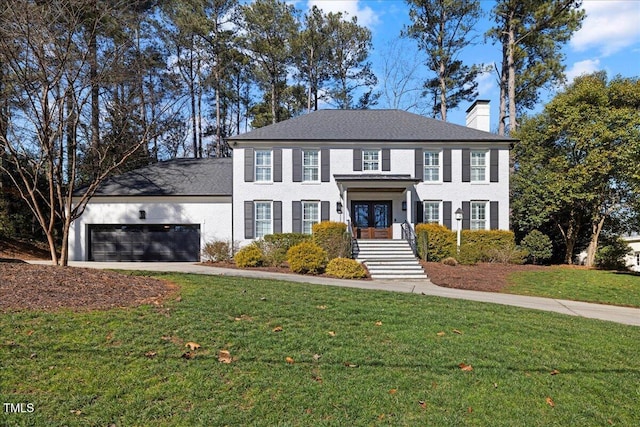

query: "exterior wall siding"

left=69, top=196, right=232, bottom=261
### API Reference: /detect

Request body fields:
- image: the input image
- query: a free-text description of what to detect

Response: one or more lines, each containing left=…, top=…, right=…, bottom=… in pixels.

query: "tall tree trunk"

left=506, top=18, right=517, bottom=134
left=189, top=46, right=197, bottom=157
left=585, top=214, right=607, bottom=268
left=89, top=30, right=100, bottom=150
left=497, top=55, right=508, bottom=136
left=271, top=80, right=277, bottom=124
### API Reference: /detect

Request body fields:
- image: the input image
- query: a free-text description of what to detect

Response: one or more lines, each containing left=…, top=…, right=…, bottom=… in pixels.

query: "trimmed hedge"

left=326, top=257, right=368, bottom=279
left=459, top=230, right=517, bottom=264
left=312, top=221, right=351, bottom=260
left=258, top=233, right=311, bottom=266
left=234, top=243, right=264, bottom=267
left=286, top=241, right=328, bottom=274
left=415, top=223, right=456, bottom=262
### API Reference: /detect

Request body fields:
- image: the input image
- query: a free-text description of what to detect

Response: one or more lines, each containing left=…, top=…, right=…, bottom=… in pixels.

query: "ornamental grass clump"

left=286, top=241, right=327, bottom=274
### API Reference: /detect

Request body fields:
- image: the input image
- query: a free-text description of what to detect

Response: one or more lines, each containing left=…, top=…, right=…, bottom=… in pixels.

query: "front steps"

left=355, top=239, right=428, bottom=280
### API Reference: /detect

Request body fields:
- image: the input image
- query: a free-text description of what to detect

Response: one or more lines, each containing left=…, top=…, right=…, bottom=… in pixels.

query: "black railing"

left=401, top=220, right=417, bottom=256
left=347, top=220, right=359, bottom=258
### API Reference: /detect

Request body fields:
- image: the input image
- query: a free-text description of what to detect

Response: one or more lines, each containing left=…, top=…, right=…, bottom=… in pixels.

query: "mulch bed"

left=0, top=263, right=177, bottom=313
left=422, top=261, right=548, bottom=292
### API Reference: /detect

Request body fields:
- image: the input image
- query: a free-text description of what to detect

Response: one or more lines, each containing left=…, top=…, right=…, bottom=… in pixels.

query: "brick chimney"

left=466, top=100, right=490, bottom=132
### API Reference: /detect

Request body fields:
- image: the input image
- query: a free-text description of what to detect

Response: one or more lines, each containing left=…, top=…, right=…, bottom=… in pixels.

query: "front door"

left=351, top=201, right=392, bottom=239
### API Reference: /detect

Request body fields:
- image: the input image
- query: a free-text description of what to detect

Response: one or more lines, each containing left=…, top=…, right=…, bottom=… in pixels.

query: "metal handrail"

left=347, top=220, right=359, bottom=258
left=401, top=220, right=417, bottom=256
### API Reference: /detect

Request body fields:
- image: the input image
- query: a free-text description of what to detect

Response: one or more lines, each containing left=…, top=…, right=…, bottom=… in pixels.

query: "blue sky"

left=293, top=0, right=640, bottom=130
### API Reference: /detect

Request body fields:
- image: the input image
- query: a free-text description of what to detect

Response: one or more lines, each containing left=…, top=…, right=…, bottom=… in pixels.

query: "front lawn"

left=505, top=266, right=640, bottom=308
left=1, top=273, right=639, bottom=426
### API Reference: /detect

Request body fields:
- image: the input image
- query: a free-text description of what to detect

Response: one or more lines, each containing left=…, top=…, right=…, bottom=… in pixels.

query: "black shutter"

left=244, top=148, right=254, bottom=182
left=244, top=201, right=254, bottom=239
left=414, top=148, right=423, bottom=180
left=292, top=201, right=302, bottom=233
left=292, top=148, right=302, bottom=182
left=443, top=201, right=452, bottom=229
left=273, top=149, right=282, bottom=182
left=415, top=201, right=424, bottom=224
left=353, top=149, right=362, bottom=171
left=321, top=201, right=330, bottom=221
left=382, top=149, right=390, bottom=171
left=462, top=201, right=470, bottom=230
left=462, top=149, right=470, bottom=182
left=443, top=149, right=452, bottom=182
left=273, top=201, right=282, bottom=233
left=490, top=149, right=499, bottom=182
left=321, top=149, right=330, bottom=182
left=490, top=201, right=499, bottom=230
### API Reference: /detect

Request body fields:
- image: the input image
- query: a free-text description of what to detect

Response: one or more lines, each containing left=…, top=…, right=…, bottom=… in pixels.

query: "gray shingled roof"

left=230, top=109, right=513, bottom=142
left=91, top=158, right=232, bottom=196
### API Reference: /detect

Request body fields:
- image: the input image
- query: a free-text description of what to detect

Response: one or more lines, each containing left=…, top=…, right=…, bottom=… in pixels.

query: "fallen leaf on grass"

left=458, top=363, right=473, bottom=371
left=550, top=369, right=560, bottom=375
left=273, top=326, right=283, bottom=333
left=344, top=362, right=359, bottom=368
left=285, top=357, right=295, bottom=364
left=218, top=350, right=233, bottom=364
left=436, top=331, right=446, bottom=337
left=144, top=351, right=157, bottom=358
left=389, top=389, right=397, bottom=395
left=546, top=397, right=555, bottom=407
left=312, top=354, right=322, bottom=362
left=375, top=321, right=383, bottom=326
left=26, top=330, right=35, bottom=336
left=418, top=401, right=427, bottom=409
left=328, top=331, right=336, bottom=337
left=452, top=329, right=463, bottom=335
left=181, top=352, right=194, bottom=360
left=185, top=342, right=201, bottom=351
left=317, top=305, right=327, bottom=310
left=70, top=410, right=82, bottom=415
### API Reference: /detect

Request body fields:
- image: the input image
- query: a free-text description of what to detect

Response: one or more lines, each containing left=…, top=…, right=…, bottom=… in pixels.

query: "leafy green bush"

left=520, top=230, right=553, bottom=264
left=258, top=233, right=311, bottom=266
left=286, top=241, right=327, bottom=274
left=325, top=257, right=368, bottom=279
left=595, top=238, right=632, bottom=271
left=312, top=221, right=351, bottom=260
left=202, top=239, right=235, bottom=263
left=234, top=243, right=264, bottom=267
left=415, top=223, right=456, bottom=261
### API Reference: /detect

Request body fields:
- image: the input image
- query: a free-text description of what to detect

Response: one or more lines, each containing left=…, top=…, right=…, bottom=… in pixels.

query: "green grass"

left=2, top=273, right=639, bottom=426
left=504, top=267, right=640, bottom=308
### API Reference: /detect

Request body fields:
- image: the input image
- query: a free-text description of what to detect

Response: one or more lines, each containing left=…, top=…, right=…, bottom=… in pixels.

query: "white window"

left=363, top=149, right=380, bottom=171
left=471, top=201, right=487, bottom=230
left=303, top=150, right=319, bottom=182
left=302, top=201, right=320, bottom=234
left=424, top=151, right=440, bottom=181
left=255, top=202, right=272, bottom=238
left=255, top=150, right=272, bottom=182
left=471, top=151, right=487, bottom=182
left=423, top=201, right=440, bottom=224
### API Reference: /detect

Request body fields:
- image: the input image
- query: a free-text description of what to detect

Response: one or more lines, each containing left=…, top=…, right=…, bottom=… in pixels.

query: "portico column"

left=406, top=188, right=412, bottom=227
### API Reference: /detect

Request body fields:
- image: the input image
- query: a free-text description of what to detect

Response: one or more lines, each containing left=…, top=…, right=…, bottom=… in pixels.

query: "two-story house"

left=229, top=100, right=512, bottom=247
left=69, top=100, right=514, bottom=263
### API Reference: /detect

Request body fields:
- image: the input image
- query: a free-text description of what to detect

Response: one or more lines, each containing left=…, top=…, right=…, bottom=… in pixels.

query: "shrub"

left=202, top=239, right=235, bottom=263
left=286, top=241, right=327, bottom=274
left=520, top=230, right=553, bottom=264
left=258, top=233, right=311, bottom=266
left=441, top=257, right=458, bottom=266
left=234, top=243, right=264, bottom=267
left=325, top=257, right=368, bottom=279
left=312, top=221, right=351, bottom=260
left=459, top=230, right=516, bottom=264
left=487, top=242, right=527, bottom=265
left=595, top=238, right=632, bottom=271
left=415, top=223, right=456, bottom=261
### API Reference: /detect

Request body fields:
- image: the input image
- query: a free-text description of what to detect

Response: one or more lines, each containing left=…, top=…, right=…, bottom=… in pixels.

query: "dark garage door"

left=89, top=224, right=200, bottom=262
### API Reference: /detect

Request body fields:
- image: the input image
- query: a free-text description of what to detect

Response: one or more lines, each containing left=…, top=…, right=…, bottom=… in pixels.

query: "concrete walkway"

left=32, top=261, right=640, bottom=327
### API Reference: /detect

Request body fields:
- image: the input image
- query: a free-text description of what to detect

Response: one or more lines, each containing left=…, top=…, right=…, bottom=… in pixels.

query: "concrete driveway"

left=31, top=260, right=640, bottom=327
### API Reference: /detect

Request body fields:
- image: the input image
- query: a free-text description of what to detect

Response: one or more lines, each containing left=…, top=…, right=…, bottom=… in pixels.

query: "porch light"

left=336, top=201, right=343, bottom=214
left=139, top=210, right=146, bottom=220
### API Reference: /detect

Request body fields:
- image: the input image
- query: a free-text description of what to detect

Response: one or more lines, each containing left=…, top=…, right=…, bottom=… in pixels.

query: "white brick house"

left=69, top=101, right=514, bottom=262
left=229, top=101, right=512, bottom=247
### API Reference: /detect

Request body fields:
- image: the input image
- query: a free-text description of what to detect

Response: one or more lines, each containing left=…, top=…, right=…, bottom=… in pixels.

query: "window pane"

left=255, top=202, right=272, bottom=238
left=423, top=202, right=440, bottom=223
left=303, top=150, right=319, bottom=181
left=255, top=150, right=272, bottom=182
left=363, top=150, right=379, bottom=171
left=471, top=202, right=486, bottom=230
left=471, top=151, right=486, bottom=182
left=302, top=202, right=319, bottom=234
left=424, top=151, right=440, bottom=181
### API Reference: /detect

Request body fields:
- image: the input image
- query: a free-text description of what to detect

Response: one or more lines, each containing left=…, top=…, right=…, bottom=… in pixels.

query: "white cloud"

left=306, top=0, right=380, bottom=28
left=565, top=58, right=601, bottom=81
left=571, top=1, right=640, bottom=56
left=475, top=69, right=496, bottom=99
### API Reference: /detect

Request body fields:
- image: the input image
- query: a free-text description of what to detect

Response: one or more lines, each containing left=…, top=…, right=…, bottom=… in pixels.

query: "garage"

left=89, top=224, right=200, bottom=262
